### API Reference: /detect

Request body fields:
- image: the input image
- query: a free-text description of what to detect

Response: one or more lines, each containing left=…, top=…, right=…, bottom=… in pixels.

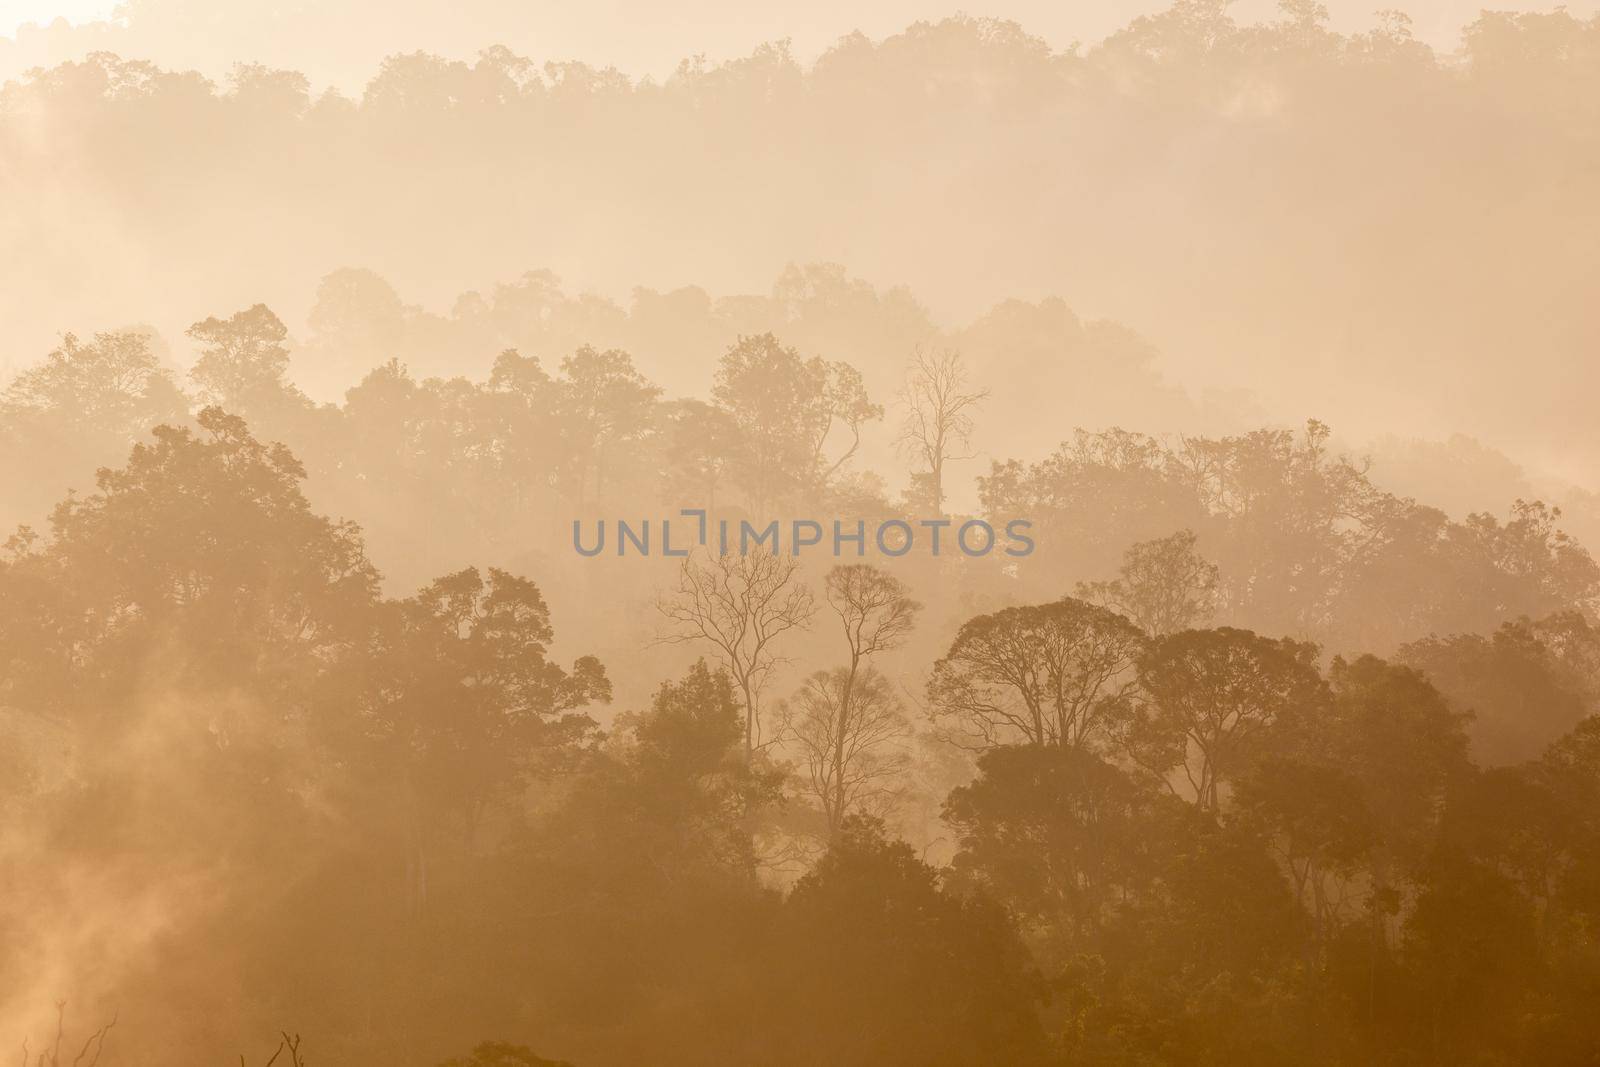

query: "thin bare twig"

left=70, top=1012, right=115, bottom=1067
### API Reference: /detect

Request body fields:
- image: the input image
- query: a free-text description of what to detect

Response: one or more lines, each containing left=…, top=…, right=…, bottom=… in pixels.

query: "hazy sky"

left=5, top=0, right=1599, bottom=494
left=7, top=0, right=114, bottom=34
left=8, top=0, right=1600, bottom=84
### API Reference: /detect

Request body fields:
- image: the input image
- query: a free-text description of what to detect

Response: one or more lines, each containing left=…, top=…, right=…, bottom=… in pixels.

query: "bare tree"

left=241, top=1031, right=306, bottom=1067
left=18, top=1001, right=116, bottom=1067
left=895, top=348, right=987, bottom=514
left=1076, top=529, right=1219, bottom=635
left=657, top=549, right=816, bottom=757
left=786, top=564, right=921, bottom=834
left=782, top=666, right=911, bottom=834
left=826, top=564, right=920, bottom=667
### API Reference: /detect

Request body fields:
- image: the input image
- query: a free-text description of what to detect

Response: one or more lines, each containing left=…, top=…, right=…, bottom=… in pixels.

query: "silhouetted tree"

left=551, top=345, right=660, bottom=507
left=783, top=666, right=911, bottom=836
left=711, top=333, right=879, bottom=510
left=895, top=347, right=986, bottom=514
left=187, top=303, right=298, bottom=413
left=787, top=563, right=921, bottom=834
left=1125, top=626, right=1324, bottom=810
left=1076, top=528, right=1219, bottom=635
left=928, top=597, right=1146, bottom=750
left=1401, top=611, right=1600, bottom=764
left=656, top=549, right=816, bottom=756
left=775, top=815, right=1048, bottom=1067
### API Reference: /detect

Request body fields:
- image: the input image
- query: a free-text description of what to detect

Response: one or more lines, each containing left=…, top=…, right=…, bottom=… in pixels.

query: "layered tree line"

left=2, top=293, right=1599, bottom=1064
left=4, top=3, right=1600, bottom=481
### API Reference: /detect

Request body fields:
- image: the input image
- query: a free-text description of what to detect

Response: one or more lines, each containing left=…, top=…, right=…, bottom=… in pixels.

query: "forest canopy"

left=3, top=2, right=1600, bottom=1064
left=3, top=298, right=1599, bottom=1063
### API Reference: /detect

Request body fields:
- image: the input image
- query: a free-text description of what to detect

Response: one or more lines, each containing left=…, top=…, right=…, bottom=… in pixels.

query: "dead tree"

left=18, top=1001, right=116, bottom=1067
left=242, top=1031, right=305, bottom=1067
left=657, top=548, right=816, bottom=757
left=896, top=348, right=987, bottom=514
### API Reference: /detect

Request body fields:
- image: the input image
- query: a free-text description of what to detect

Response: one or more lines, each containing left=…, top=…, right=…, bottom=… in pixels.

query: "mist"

left=3, top=2, right=1600, bottom=1064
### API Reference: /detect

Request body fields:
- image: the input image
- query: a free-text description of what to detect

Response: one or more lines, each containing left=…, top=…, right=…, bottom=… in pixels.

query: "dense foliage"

left=1, top=311, right=1598, bottom=1064
left=4, top=3, right=1600, bottom=1060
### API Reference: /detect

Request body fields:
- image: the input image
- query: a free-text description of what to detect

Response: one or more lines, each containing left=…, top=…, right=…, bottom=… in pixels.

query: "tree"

left=0, top=406, right=377, bottom=718
left=1455, top=501, right=1600, bottom=625
left=783, top=666, right=911, bottom=836
left=813, top=360, right=881, bottom=483
left=552, top=345, right=661, bottom=507
left=1126, top=627, right=1324, bottom=811
left=1, top=329, right=187, bottom=438
left=661, top=397, right=740, bottom=511
left=776, top=815, right=1048, bottom=1067
left=895, top=347, right=987, bottom=514
left=1236, top=757, right=1376, bottom=943
left=711, top=333, right=880, bottom=510
left=0, top=331, right=191, bottom=533
left=352, top=566, right=610, bottom=915
left=186, top=303, right=302, bottom=414
left=1295, top=655, right=1471, bottom=878
left=497, top=661, right=782, bottom=1064
left=976, top=427, right=1206, bottom=599
left=226, top=62, right=312, bottom=114
left=1400, top=852, right=1538, bottom=1060
left=484, top=348, right=561, bottom=515
left=944, top=745, right=1153, bottom=949
left=656, top=549, right=816, bottom=756
left=1536, top=716, right=1600, bottom=922
left=928, top=597, right=1147, bottom=750
left=1400, top=612, right=1600, bottom=765
left=242, top=1032, right=305, bottom=1067
left=301, top=267, right=411, bottom=398
left=1168, top=420, right=1374, bottom=640
left=0, top=410, right=389, bottom=1061
left=626, top=660, right=784, bottom=830
left=1114, top=801, right=1307, bottom=1056
left=1076, top=528, right=1219, bottom=635
left=788, top=563, right=922, bottom=834
left=16, top=1002, right=116, bottom=1067
left=825, top=564, right=920, bottom=680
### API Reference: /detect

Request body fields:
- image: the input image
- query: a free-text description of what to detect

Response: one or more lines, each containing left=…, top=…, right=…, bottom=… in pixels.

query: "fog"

left=3, top=2, right=1599, bottom=1064
left=11, top=0, right=1600, bottom=84
left=3, top=2, right=1598, bottom=494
